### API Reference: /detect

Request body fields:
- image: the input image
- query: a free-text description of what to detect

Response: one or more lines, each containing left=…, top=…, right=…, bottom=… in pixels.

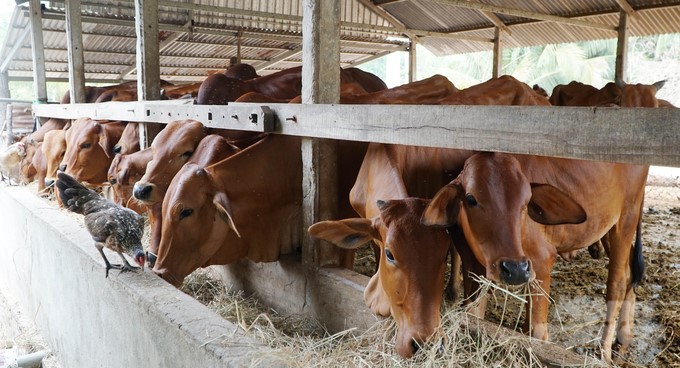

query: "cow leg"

left=445, top=246, right=463, bottom=302
left=445, top=227, right=465, bottom=302
left=524, top=260, right=553, bottom=341
left=601, top=221, right=638, bottom=362
left=453, top=229, right=487, bottom=318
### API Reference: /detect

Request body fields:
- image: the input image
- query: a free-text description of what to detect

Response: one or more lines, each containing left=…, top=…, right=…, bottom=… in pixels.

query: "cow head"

left=196, top=73, right=249, bottom=104
left=60, top=118, right=124, bottom=184
left=309, top=198, right=450, bottom=358
left=113, top=122, right=140, bottom=155
left=153, top=163, right=242, bottom=286
left=42, top=129, right=67, bottom=188
left=421, top=152, right=587, bottom=285
left=133, top=119, right=207, bottom=204
left=108, top=149, right=152, bottom=214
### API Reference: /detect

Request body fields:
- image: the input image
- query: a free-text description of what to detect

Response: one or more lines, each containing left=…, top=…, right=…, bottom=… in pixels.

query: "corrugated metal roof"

left=1, top=0, right=679, bottom=83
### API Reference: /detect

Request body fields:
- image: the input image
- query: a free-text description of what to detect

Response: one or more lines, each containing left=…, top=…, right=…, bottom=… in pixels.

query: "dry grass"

left=181, top=269, right=604, bottom=368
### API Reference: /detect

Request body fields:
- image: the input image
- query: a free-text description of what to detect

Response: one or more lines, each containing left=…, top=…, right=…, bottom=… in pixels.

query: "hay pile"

left=181, top=269, right=604, bottom=368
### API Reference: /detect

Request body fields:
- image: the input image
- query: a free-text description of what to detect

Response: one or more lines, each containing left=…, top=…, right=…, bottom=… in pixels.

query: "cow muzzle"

left=132, top=182, right=154, bottom=202
left=498, top=258, right=531, bottom=285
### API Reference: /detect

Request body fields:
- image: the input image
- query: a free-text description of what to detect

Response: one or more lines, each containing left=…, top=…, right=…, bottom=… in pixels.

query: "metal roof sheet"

left=1, top=0, right=679, bottom=84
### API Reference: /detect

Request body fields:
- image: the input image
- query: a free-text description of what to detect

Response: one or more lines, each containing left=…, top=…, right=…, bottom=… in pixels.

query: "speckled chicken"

left=56, top=171, right=146, bottom=277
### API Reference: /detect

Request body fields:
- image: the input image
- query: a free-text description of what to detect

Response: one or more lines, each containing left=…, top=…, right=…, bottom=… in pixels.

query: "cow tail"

left=631, top=203, right=645, bottom=291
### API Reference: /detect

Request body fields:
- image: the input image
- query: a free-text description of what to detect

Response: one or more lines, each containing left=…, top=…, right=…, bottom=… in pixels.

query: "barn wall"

left=0, top=186, right=282, bottom=368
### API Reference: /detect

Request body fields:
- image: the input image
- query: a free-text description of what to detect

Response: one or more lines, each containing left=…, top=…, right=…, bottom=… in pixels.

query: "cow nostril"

left=58, top=164, right=67, bottom=172
left=411, top=339, right=421, bottom=355
left=500, top=259, right=531, bottom=285
left=44, top=179, right=54, bottom=187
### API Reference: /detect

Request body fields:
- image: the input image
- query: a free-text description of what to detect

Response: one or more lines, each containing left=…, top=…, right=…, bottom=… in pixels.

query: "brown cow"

left=308, top=76, right=551, bottom=358
left=42, top=129, right=67, bottom=188
left=113, top=122, right=141, bottom=155
left=421, top=81, right=664, bottom=363
left=107, top=148, right=153, bottom=214
left=60, top=118, right=126, bottom=185
left=25, top=118, right=68, bottom=144
left=197, top=66, right=386, bottom=104
left=549, top=81, right=621, bottom=106
left=339, top=75, right=457, bottom=104
left=161, top=83, right=203, bottom=100
left=133, top=131, right=247, bottom=266
left=152, top=134, right=301, bottom=286
left=224, top=63, right=259, bottom=80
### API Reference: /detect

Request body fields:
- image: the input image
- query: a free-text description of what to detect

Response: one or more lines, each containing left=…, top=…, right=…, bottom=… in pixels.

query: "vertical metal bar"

left=28, top=0, right=47, bottom=104
left=134, top=0, right=161, bottom=149
left=615, top=10, right=629, bottom=84
left=301, top=0, right=341, bottom=270
left=65, top=0, right=86, bottom=103
left=492, top=27, right=502, bottom=78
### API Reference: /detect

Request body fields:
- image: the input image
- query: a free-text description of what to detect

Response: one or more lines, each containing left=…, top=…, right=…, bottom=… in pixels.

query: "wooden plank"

left=463, top=315, right=604, bottom=367
left=28, top=0, right=48, bottom=103
left=408, top=40, right=417, bottom=83
left=31, top=103, right=680, bottom=167
left=65, top=0, right=86, bottom=103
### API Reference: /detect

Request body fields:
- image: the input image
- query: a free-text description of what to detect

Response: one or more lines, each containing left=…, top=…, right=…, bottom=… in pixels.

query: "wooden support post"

left=65, top=0, right=86, bottom=103
left=408, top=39, right=417, bottom=83
left=0, top=72, right=9, bottom=140
left=28, top=0, right=47, bottom=104
left=134, top=0, right=161, bottom=149
left=615, top=10, right=629, bottom=84
left=301, top=0, right=342, bottom=271
left=492, top=26, right=503, bottom=78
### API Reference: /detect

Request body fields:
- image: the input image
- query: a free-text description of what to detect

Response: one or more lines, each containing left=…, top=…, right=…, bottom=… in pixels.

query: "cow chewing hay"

left=181, top=269, right=605, bottom=368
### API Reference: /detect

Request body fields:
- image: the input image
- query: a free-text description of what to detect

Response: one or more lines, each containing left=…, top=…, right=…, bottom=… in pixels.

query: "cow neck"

left=206, top=134, right=303, bottom=263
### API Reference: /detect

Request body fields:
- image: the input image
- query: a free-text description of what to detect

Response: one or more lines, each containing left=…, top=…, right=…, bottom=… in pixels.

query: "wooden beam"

left=0, top=26, right=31, bottom=73
left=254, top=47, right=302, bottom=72
left=615, top=10, right=628, bottom=84
left=482, top=10, right=512, bottom=36
left=28, top=0, right=48, bottom=103
left=614, top=0, right=640, bottom=20
left=492, top=27, right=503, bottom=78
left=65, top=0, right=86, bottom=103
left=435, top=0, right=617, bottom=32
left=31, top=103, right=680, bottom=168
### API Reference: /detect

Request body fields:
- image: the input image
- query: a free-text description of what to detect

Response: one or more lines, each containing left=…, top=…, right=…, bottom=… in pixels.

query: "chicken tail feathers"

left=56, top=172, right=102, bottom=214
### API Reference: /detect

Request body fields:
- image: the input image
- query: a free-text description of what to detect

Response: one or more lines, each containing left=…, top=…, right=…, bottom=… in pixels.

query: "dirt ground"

left=353, top=176, right=679, bottom=367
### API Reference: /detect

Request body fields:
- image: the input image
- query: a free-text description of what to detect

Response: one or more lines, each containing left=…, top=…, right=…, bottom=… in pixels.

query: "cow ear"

left=213, top=191, right=241, bottom=238
left=421, top=181, right=463, bottom=227
left=98, top=124, right=116, bottom=159
left=308, top=218, right=380, bottom=250
left=528, top=183, right=587, bottom=225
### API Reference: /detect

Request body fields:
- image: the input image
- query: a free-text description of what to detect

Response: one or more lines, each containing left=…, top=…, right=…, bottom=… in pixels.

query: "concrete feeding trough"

left=0, top=186, right=283, bottom=367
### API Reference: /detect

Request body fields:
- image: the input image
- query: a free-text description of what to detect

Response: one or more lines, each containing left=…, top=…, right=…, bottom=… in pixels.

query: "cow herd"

left=0, top=63, right=672, bottom=363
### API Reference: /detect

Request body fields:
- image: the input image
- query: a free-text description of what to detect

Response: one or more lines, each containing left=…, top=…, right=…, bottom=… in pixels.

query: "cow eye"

left=110, top=178, right=117, bottom=185
left=465, top=194, right=478, bottom=207
left=384, top=248, right=395, bottom=264
left=80, top=143, right=92, bottom=149
left=179, top=208, right=194, bottom=220
left=181, top=150, right=193, bottom=158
